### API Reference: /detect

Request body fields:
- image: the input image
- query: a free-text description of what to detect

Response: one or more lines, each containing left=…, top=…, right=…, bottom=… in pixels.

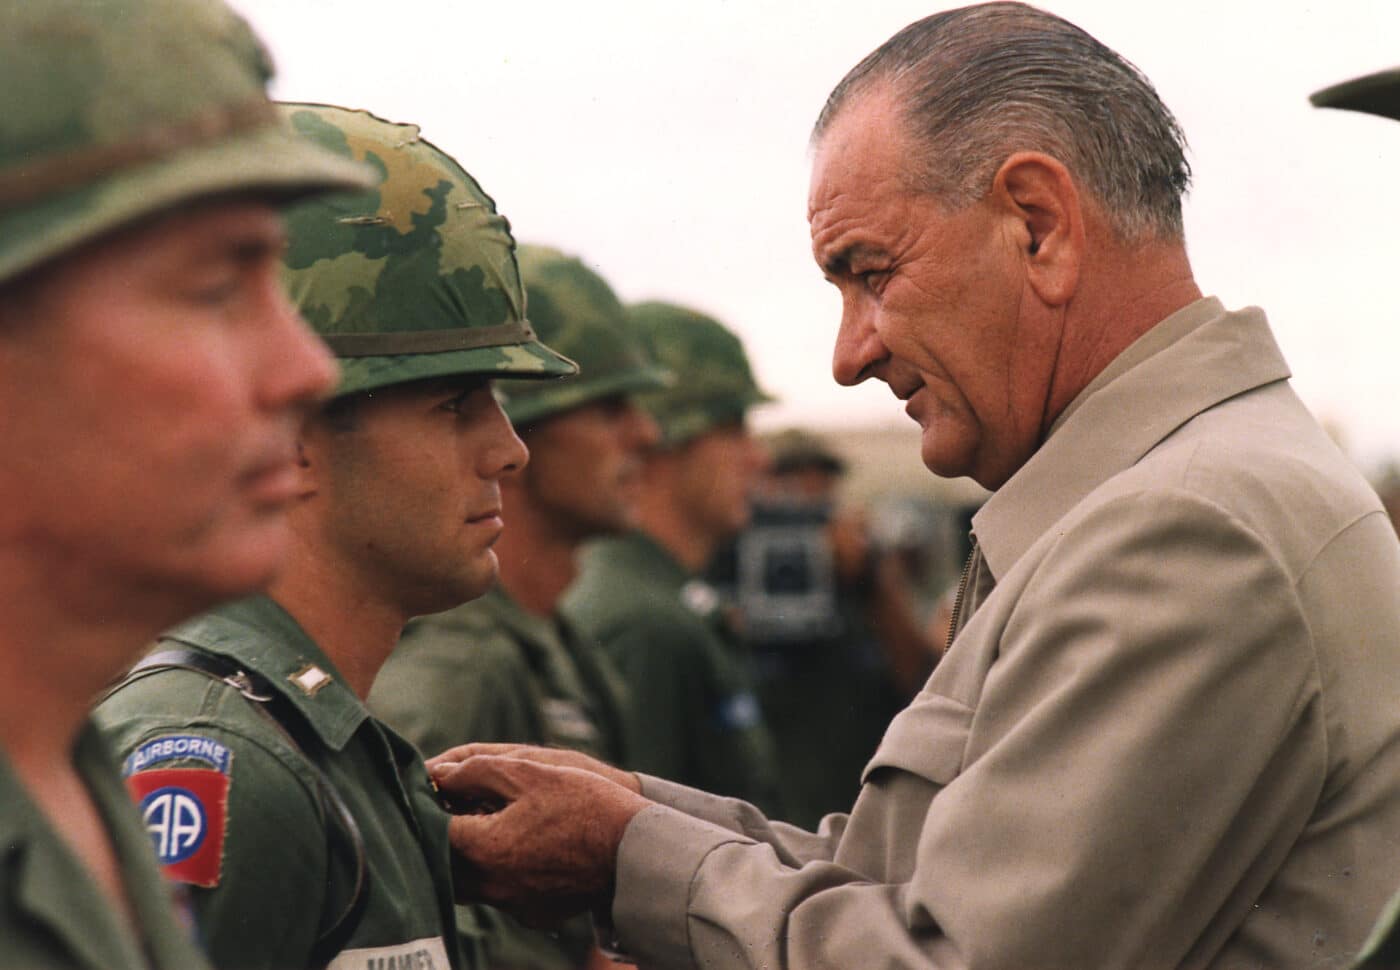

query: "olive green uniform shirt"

left=561, top=532, right=781, bottom=815
left=372, top=586, right=628, bottom=765
left=0, top=725, right=212, bottom=970
left=371, top=586, right=629, bottom=970
left=94, top=596, right=471, bottom=970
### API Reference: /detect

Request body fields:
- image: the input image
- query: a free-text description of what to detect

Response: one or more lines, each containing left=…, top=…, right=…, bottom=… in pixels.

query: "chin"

left=149, top=548, right=286, bottom=621
left=919, top=432, right=975, bottom=482
left=585, top=505, right=637, bottom=537
left=448, top=554, right=501, bottom=608
left=208, top=512, right=295, bottom=580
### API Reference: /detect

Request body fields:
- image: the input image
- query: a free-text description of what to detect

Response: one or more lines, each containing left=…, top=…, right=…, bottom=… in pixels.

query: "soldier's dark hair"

left=0, top=259, right=55, bottom=336
left=812, top=1, right=1191, bottom=241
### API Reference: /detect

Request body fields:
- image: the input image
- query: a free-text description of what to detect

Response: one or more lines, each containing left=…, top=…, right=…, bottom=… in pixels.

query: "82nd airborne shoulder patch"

left=123, top=734, right=232, bottom=888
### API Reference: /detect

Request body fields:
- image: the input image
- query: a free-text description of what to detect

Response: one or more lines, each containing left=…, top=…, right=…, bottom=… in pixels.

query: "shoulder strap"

left=119, top=647, right=370, bottom=970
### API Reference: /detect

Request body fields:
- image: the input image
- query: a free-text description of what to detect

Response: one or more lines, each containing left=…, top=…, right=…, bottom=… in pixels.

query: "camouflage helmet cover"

left=767, top=428, right=847, bottom=477
left=627, top=300, right=774, bottom=447
left=494, top=245, right=671, bottom=427
left=278, top=105, right=577, bottom=397
left=0, top=0, right=373, bottom=285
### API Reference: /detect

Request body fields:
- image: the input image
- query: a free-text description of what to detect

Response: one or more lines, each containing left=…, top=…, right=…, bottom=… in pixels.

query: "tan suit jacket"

left=609, top=298, right=1400, bottom=970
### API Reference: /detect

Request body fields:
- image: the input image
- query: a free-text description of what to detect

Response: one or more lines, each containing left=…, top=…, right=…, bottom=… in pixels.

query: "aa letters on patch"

left=123, top=734, right=231, bottom=888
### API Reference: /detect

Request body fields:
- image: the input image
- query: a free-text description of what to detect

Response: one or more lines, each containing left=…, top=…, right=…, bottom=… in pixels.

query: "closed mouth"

left=891, top=379, right=924, bottom=402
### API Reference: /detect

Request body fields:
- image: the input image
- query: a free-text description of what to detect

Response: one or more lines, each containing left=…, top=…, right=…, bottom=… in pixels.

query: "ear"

left=991, top=152, right=1083, bottom=307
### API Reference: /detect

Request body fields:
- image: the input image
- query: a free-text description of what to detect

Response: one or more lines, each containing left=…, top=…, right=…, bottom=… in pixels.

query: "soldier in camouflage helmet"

left=96, top=104, right=573, bottom=970
left=559, top=301, right=784, bottom=812
left=1311, top=66, right=1400, bottom=970
left=0, top=4, right=372, bottom=968
left=372, top=245, right=668, bottom=970
left=1311, top=67, right=1400, bottom=122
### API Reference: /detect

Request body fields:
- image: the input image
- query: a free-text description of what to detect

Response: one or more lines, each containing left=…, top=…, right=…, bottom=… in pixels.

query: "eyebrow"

left=821, top=242, right=888, bottom=278
left=224, top=230, right=286, bottom=266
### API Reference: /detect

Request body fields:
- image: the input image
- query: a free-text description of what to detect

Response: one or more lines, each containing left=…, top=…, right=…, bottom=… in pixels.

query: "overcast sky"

left=237, top=0, right=1400, bottom=473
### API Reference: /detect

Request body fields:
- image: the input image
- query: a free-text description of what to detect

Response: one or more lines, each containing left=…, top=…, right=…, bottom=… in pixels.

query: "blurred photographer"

left=721, top=429, right=941, bottom=828
left=1311, top=64, right=1400, bottom=970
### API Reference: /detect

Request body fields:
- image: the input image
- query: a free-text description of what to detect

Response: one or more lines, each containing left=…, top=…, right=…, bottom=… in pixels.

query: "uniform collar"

left=471, top=586, right=561, bottom=649
left=159, top=596, right=367, bottom=751
left=596, top=531, right=692, bottom=590
left=972, top=297, right=1291, bottom=583
left=0, top=725, right=164, bottom=969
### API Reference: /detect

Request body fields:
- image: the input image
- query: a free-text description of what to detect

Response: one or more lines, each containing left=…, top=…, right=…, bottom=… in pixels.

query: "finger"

left=425, top=740, right=532, bottom=770
left=432, top=753, right=533, bottom=808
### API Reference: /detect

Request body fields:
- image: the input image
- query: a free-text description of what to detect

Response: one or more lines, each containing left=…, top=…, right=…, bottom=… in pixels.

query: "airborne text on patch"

left=123, top=733, right=231, bottom=775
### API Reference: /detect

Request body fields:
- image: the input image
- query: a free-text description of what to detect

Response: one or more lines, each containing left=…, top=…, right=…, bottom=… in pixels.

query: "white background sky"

left=238, top=0, right=1400, bottom=474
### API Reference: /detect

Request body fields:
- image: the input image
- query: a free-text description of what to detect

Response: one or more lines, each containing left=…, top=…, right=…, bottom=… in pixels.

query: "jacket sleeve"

left=96, top=676, right=328, bottom=970
left=639, top=773, right=850, bottom=866
left=610, top=490, right=1327, bottom=970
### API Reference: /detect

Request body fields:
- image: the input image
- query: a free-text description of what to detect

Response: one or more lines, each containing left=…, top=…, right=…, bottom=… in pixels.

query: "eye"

left=860, top=269, right=891, bottom=294
left=438, top=381, right=491, bottom=415
left=185, top=276, right=242, bottom=308
left=594, top=396, right=631, bottom=420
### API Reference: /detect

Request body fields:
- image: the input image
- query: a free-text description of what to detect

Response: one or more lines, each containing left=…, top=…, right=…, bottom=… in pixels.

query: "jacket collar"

left=972, top=297, right=1291, bottom=583
left=159, top=596, right=366, bottom=751
left=593, top=531, right=693, bottom=591
left=471, top=586, right=559, bottom=649
left=0, top=726, right=166, bottom=969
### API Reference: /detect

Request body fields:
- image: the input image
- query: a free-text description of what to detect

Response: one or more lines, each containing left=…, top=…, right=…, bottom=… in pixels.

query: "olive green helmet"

left=1311, top=67, right=1400, bottom=122
left=277, top=105, right=576, bottom=397
left=493, top=246, right=672, bottom=427
left=627, top=301, right=774, bottom=447
left=767, top=429, right=846, bottom=477
left=0, top=0, right=373, bottom=286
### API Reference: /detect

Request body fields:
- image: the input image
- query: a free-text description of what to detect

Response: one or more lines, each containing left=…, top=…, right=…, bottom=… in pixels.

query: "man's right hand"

left=428, top=751, right=649, bottom=925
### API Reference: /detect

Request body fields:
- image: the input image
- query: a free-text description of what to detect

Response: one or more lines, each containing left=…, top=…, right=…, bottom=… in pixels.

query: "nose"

left=831, top=290, right=887, bottom=387
left=480, top=394, right=530, bottom=478
left=746, top=431, right=772, bottom=479
left=258, top=285, right=338, bottom=409
left=623, top=400, right=661, bottom=450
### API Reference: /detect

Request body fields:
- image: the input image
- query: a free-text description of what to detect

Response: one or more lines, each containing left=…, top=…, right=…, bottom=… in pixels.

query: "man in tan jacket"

left=428, top=5, right=1400, bottom=968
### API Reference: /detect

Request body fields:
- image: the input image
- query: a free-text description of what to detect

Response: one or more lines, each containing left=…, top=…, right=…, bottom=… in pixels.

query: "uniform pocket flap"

left=861, top=692, right=973, bottom=786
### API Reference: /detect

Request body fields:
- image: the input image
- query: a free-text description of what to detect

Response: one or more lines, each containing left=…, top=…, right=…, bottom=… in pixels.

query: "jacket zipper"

left=944, top=535, right=979, bottom=654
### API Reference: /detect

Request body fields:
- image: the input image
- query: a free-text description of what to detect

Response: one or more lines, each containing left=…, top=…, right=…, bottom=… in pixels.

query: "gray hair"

left=813, top=2, right=1191, bottom=241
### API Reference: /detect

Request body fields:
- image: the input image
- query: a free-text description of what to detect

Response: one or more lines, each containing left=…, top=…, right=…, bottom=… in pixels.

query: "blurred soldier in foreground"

left=0, top=2, right=369, bottom=966
left=730, top=429, right=938, bottom=828
left=560, top=301, right=780, bottom=812
left=430, top=5, right=1400, bottom=968
left=1312, top=63, right=1400, bottom=970
left=371, top=245, right=667, bottom=970
left=96, top=104, right=574, bottom=970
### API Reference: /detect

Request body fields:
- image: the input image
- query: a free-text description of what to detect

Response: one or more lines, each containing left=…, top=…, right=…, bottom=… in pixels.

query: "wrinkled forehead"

left=808, top=89, right=911, bottom=227
left=0, top=196, right=285, bottom=334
